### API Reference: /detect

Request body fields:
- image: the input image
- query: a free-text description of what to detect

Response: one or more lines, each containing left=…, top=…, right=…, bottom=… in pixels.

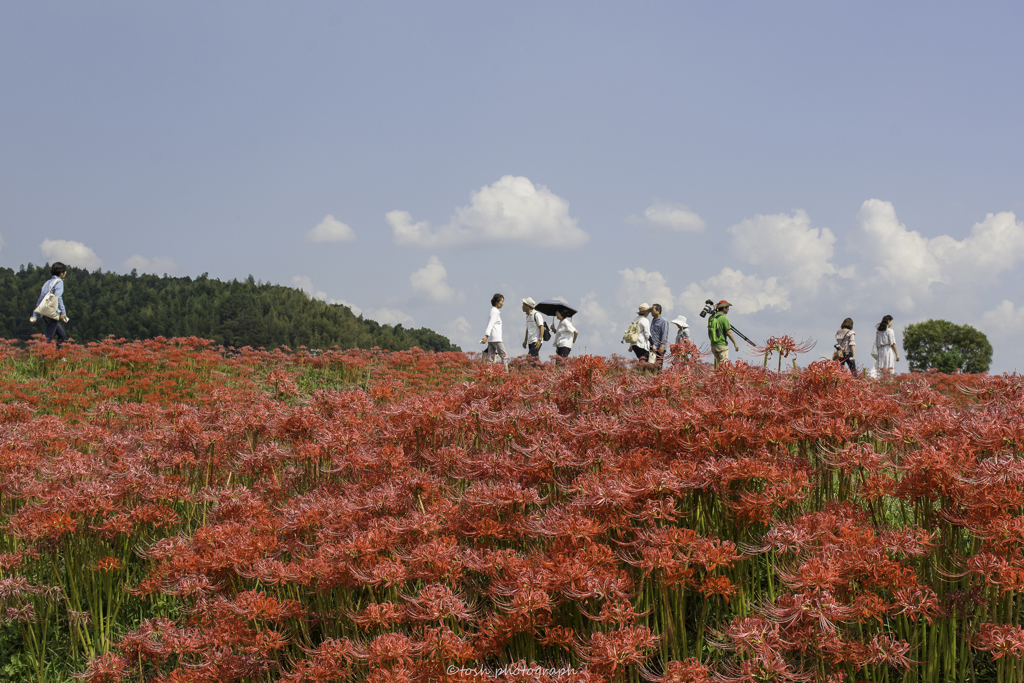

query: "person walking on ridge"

left=522, top=297, right=546, bottom=358
left=29, top=262, right=70, bottom=350
left=649, top=303, right=668, bottom=368
left=553, top=309, right=578, bottom=359
left=835, top=318, right=857, bottom=375
left=708, top=300, right=740, bottom=369
left=480, top=293, right=508, bottom=367
left=671, top=315, right=690, bottom=344
left=874, top=315, right=899, bottom=373
left=623, top=303, right=652, bottom=362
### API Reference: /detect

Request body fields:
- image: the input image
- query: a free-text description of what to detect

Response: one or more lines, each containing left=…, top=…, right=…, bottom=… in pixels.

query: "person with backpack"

left=29, top=262, right=69, bottom=349
left=521, top=297, right=546, bottom=358
left=834, top=318, right=857, bottom=375
left=649, top=303, right=669, bottom=368
left=622, top=303, right=652, bottom=362
left=480, top=293, right=509, bottom=367
left=708, top=300, right=739, bottom=369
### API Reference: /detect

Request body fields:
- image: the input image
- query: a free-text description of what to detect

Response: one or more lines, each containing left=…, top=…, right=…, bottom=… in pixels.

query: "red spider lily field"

left=1, top=338, right=1023, bottom=683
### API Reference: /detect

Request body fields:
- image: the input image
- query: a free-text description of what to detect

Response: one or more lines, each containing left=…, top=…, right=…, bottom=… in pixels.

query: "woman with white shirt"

left=480, top=293, right=508, bottom=366
left=627, top=303, right=652, bottom=361
left=874, top=314, right=900, bottom=372
left=553, top=310, right=578, bottom=358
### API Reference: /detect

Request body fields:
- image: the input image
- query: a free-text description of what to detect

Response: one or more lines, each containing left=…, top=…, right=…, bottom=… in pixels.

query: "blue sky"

left=2, top=2, right=1023, bottom=370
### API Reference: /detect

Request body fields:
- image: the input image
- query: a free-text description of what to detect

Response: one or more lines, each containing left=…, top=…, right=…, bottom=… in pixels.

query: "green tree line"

left=0, top=265, right=460, bottom=352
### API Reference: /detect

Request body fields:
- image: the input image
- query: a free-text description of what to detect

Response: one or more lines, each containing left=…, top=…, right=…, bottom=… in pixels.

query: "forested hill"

left=0, top=265, right=460, bottom=352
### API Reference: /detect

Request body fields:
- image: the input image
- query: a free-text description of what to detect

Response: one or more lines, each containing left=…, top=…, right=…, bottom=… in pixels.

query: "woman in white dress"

left=874, top=315, right=900, bottom=372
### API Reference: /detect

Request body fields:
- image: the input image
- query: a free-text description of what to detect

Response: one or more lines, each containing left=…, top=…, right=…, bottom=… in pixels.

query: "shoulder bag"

left=34, top=279, right=61, bottom=320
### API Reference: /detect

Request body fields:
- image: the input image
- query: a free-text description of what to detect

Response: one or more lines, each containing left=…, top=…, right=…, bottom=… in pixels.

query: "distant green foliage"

left=903, top=319, right=992, bottom=374
left=1, top=265, right=460, bottom=352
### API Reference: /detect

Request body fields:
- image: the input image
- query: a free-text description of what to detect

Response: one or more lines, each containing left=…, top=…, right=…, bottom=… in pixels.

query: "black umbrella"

left=534, top=300, right=577, bottom=318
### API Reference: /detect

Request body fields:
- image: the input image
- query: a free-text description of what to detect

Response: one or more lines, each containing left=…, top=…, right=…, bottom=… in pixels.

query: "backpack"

left=543, top=323, right=552, bottom=342
left=622, top=319, right=640, bottom=345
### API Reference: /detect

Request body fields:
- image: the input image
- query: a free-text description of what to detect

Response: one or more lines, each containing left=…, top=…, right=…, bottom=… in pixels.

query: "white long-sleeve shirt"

left=483, top=306, right=503, bottom=343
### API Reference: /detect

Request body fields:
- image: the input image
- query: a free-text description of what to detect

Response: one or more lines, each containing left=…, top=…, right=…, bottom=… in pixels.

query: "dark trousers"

left=842, top=358, right=857, bottom=375
left=527, top=342, right=542, bottom=357
left=43, top=317, right=67, bottom=349
left=556, top=346, right=571, bottom=358
left=630, top=345, right=649, bottom=361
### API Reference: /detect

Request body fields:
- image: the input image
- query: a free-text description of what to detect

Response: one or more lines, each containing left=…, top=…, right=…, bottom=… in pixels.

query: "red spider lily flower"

left=640, top=658, right=713, bottom=683
left=402, top=583, right=477, bottom=622
left=974, top=622, right=1024, bottom=660
left=858, top=634, right=915, bottom=669
left=347, top=601, right=407, bottom=629
left=579, top=625, right=660, bottom=677
left=74, top=652, right=129, bottom=683
left=93, top=556, right=122, bottom=572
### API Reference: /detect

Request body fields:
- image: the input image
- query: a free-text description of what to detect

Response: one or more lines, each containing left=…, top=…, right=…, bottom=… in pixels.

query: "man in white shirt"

left=480, top=293, right=508, bottom=366
left=521, top=297, right=546, bottom=358
left=629, top=302, right=652, bottom=361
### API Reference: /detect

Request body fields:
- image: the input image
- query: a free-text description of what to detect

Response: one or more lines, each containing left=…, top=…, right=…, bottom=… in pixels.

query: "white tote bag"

left=870, top=341, right=879, bottom=361
left=33, top=279, right=60, bottom=320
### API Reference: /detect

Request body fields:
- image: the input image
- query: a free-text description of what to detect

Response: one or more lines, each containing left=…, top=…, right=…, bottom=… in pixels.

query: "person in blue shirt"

left=29, top=262, right=69, bottom=349
left=649, top=303, right=669, bottom=368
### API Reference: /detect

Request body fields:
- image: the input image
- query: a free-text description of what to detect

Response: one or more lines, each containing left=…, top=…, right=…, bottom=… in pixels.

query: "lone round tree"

left=903, top=319, right=992, bottom=373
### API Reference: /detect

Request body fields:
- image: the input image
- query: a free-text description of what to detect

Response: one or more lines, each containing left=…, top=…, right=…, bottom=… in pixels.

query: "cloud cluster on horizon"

left=387, top=175, right=588, bottom=249
left=40, top=239, right=102, bottom=271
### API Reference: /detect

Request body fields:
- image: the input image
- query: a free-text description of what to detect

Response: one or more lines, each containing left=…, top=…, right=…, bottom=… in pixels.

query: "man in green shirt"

left=708, top=300, right=740, bottom=369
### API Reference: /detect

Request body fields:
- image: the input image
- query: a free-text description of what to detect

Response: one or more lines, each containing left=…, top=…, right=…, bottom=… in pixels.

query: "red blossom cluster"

left=0, top=338, right=1022, bottom=682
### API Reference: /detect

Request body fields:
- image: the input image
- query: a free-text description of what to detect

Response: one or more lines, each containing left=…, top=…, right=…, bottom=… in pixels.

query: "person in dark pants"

left=649, top=303, right=668, bottom=369
left=553, top=309, right=578, bottom=358
left=521, top=297, right=546, bottom=358
left=835, top=318, right=857, bottom=375
left=29, top=262, right=69, bottom=349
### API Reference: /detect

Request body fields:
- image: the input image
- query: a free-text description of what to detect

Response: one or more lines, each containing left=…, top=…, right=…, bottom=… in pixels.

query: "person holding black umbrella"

left=553, top=309, right=579, bottom=358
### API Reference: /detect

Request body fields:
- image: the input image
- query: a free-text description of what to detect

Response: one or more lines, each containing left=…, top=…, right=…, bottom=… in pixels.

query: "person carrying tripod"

left=708, top=300, right=740, bottom=368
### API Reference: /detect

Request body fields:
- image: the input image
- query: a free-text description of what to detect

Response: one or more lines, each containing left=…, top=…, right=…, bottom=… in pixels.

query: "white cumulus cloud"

left=849, top=200, right=942, bottom=293
left=618, top=267, right=674, bottom=310
left=677, top=267, right=790, bottom=315
left=409, top=256, right=463, bottom=304
left=387, top=175, right=588, bottom=248
left=291, top=275, right=327, bottom=301
left=365, top=308, right=415, bottom=326
left=929, top=211, right=1024, bottom=280
left=444, top=316, right=475, bottom=349
left=728, top=209, right=845, bottom=290
left=306, top=215, right=356, bottom=243
left=849, top=201, right=1024, bottom=310
left=577, top=291, right=620, bottom=348
left=980, top=300, right=1024, bottom=338
left=40, top=238, right=102, bottom=270
left=331, top=299, right=362, bottom=316
left=639, top=202, right=706, bottom=232
left=123, top=255, right=178, bottom=275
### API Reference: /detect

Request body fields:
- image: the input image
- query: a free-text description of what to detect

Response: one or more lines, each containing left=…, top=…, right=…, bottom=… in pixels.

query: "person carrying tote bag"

left=29, top=262, right=70, bottom=349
